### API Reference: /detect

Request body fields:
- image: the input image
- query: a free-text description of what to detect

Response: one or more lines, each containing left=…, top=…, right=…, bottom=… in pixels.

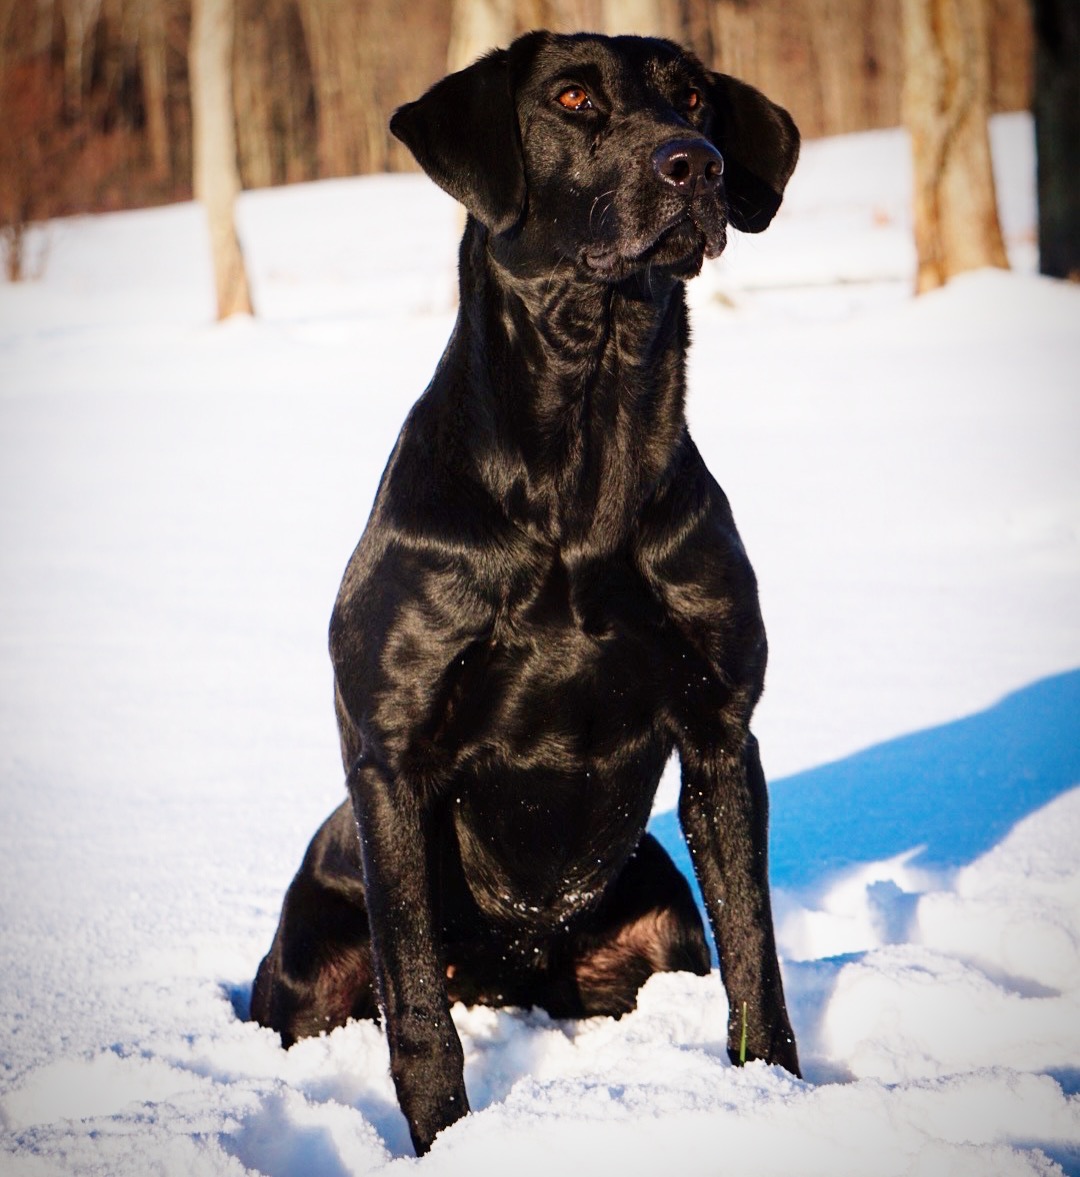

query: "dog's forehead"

left=522, top=33, right=698, bottom=101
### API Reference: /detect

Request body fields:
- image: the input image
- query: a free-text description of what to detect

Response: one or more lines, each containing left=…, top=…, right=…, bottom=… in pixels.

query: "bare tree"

left=1033, top=0, right=1080, bottom=280
left=60, top=0, right=102, bottom=116
left=234, top=0, right=317, bottom=187
left=448, top=0, right=519, bottom=71
left=136, top=0, right=170, bottom=182
left=189, top=0, right=253, bottom=318
left=708, top=0, right=759, bottom=83
left=901, top=0, right=1009, bottom=293
left=600, top=0, right=682, bottom=39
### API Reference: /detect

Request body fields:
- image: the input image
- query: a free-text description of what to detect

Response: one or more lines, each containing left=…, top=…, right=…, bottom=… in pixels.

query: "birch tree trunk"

left=190, top=0, right=253, bottom=319
left=901, top=0, right=1008, bottom=294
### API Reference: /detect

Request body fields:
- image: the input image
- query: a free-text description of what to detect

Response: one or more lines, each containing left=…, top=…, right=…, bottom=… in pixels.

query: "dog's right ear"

left=390, top=49, right=526, bottom=235
left=705, top=73, right=800, bottom=234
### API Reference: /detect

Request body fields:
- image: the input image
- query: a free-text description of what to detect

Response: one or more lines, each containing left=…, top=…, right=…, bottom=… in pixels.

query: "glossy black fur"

left=251, top=32, right=801, bottom=1155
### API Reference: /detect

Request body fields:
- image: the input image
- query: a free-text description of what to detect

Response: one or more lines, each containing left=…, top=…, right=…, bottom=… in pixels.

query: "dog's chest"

left=439, top=551, right=683, bottom=927
left=450, top=737, right=667, bottom=931
left=478, top=550, right=675, bottom=751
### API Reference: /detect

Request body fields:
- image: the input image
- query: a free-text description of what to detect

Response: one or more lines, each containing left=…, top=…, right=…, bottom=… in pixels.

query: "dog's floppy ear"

left=706, top=74, right=800, bottom=234
left=390, top=48, right=526, bottom=235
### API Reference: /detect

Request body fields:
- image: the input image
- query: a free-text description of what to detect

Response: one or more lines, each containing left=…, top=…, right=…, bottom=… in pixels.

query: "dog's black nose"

left=652, top=139, right=724, bottom=194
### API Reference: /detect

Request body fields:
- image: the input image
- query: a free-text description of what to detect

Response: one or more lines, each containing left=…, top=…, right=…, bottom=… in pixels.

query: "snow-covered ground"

left=1, top=113, right=1078, bottom=1176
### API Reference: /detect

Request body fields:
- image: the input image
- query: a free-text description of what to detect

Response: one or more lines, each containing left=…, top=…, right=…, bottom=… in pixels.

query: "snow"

left=1, top=112, right=1078, bottom=1175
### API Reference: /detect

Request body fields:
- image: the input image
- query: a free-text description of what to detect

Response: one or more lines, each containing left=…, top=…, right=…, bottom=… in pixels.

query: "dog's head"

left=391, top=31, right=799, bottom=282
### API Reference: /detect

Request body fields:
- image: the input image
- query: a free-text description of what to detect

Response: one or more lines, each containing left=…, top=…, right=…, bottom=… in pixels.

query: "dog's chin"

left=582, top=216, right=727, bottom=283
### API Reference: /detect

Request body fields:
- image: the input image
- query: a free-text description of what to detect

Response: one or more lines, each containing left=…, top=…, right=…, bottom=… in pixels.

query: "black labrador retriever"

left=251, top=30, right=801, bottom=1155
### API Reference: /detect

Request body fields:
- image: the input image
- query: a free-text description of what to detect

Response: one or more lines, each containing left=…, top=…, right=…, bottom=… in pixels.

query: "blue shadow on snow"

left=649, top=668, right=1080, bottom=893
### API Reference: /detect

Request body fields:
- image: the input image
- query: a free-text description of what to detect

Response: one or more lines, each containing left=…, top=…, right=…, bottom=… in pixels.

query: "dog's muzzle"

left=653, top=138, right=729, bottom=262
left=581, top=138, right=729, bottom=277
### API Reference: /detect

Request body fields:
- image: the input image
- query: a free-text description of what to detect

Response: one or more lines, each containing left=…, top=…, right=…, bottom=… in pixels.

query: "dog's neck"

left=450, top=220, right=691, bottom=547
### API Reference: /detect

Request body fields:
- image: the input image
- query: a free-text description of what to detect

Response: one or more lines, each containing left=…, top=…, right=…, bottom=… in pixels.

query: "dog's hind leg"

left=251, top=801, right=379, bottom=1046
left=544, top=833, right=710, bottom=1018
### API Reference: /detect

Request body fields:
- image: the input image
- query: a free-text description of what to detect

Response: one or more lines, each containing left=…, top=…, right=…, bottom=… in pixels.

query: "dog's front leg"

left=677, top=730, right=801, bottom=1077
left=347, top=753, right=468, bottom=1155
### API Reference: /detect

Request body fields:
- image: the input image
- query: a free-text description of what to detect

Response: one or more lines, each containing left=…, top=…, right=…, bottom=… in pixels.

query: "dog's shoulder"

left=636, top=432, right=738, bottom=547
left=634, top=433, right=763, bottom=651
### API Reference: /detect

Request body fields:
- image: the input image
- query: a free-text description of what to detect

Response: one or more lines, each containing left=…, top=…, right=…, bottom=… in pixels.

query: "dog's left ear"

left=705, top=74, right=800, bottom=234
left=390, top=47, right=527, bottom=235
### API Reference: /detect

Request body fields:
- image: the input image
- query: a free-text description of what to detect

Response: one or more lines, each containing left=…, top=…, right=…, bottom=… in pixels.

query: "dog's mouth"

left=582, top=207, right=727, bottom=282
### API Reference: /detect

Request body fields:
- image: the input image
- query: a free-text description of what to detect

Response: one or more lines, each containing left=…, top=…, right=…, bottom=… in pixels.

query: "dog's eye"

left=684, top=88, right=702, bottom=112
left=557, top=87, right=593, bottom=112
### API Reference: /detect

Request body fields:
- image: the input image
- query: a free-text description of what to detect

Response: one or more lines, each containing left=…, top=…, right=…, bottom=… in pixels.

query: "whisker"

left=543, top=252, right=571, bottom=296
left=589, top=190, right=616, bottom=234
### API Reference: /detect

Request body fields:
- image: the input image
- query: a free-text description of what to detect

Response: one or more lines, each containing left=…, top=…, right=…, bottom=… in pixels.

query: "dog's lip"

left=582, top=213, right=723, bottom=274
left=580, top=243, right=632, bottom=275
left=702, top=232, right=725, bottom=260
left=685, top=205, right=728, bottom=258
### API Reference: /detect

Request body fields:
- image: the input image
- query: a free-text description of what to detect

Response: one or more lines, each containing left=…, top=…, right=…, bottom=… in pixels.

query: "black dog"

left=252, top=31, right=801, bottom=1155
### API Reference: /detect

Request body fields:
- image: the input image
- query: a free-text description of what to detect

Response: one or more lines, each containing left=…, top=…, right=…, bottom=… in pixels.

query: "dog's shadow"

left=225, top=980, right=252, bottom=1022
left=651, top=668, right=1080, bottom=893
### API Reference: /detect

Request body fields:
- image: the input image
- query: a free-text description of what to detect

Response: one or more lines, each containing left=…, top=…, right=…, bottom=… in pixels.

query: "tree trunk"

left=808, top=0, right=901, bottom=136
left=901, top=0, right=1009, bottom=294
left=233, top=0, right=276, bottom=189
left=600, top=0, right=683, bottom=39
left=295, top=0, right=380, bottom=177
left=447, top=0, right=517, bottom=71
left=357, top=4, right=391, bottom=174
left=60, top=0, right=102, bottom=117
left=1033, top=0, right=1080, bottom=280
left=137, top=0, right=170, bottom=183
left=709, top=1, right=759, bottom=88
left=190, top=0, right=253, bottom=319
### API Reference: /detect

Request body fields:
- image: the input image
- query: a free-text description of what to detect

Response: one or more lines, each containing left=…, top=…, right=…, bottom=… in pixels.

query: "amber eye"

left=685, top=88, right=702, bottom=111
left=557, top=87, right=593, bottom=111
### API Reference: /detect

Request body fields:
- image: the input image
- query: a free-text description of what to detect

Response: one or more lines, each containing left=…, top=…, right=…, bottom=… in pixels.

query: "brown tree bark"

left=808, top=0, right=900, bottom=136
left=60, top=0, right=101, bottom=117
left=447, top=0, right=518, bottom=71
left=190, top=0, right=253, bottom=318
left=709, top=0, right=760, bottom=85
left=232, top=0, right=274, bottom=190
left=137, top=0, right=170, bottom=182
left=301, top=0, right=396, bottom=176
left=901, top=0, right=1009, bottom=294
left=600, top=0, right=683, bottom=39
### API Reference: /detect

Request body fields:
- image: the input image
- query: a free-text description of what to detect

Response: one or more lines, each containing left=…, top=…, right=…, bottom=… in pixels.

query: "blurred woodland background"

left=0, top=0, right=1036, bottom=216
left=1, top=0, right=1076, bottom=300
